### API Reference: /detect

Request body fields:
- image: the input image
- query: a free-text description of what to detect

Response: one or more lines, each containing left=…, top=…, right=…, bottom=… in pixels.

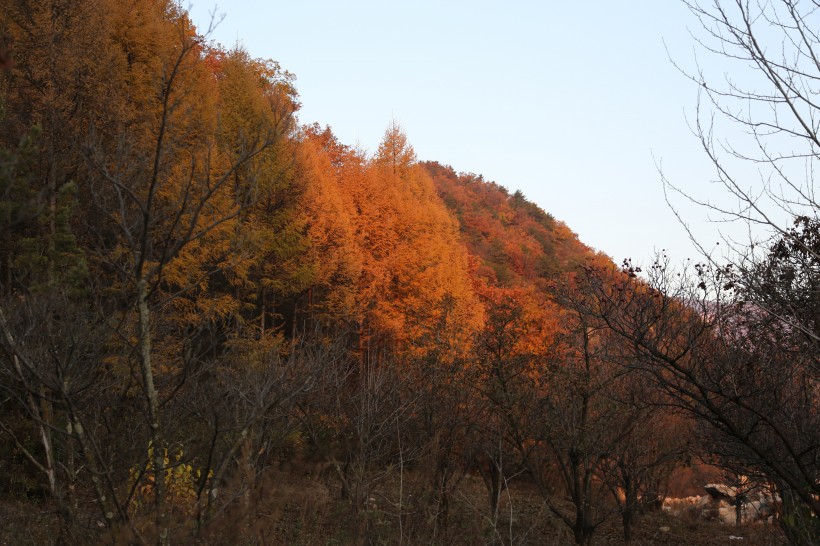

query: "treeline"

left=0, top=1, right=817, bottom=545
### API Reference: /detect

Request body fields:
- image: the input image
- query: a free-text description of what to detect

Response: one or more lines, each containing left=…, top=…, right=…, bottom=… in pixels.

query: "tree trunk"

left=137, top=278, right=168, bottom=546
left=260, top=288, right=266, bottom=336
left=623, top=476, right=636, bottom=542
left=435, top=462, right=450, bottom=530
left=2, top=316, right=59, bottom=505
left=70, top=415, right=116, bottom=528
left=479, top=455, right=503, bottom=520
left=38, top=389, right=57, bottom=500
left=622, top=510, right=633, bottom=543
left=735, top=495, right=743, bottom=527
left=573, top=518, right=594, bottom=546
left=241, top=429, right=253, bottom=519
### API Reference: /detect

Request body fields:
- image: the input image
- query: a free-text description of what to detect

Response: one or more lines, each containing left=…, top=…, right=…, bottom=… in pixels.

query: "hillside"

left=423, top=161, right=601, bottom=288
left=0, top=2, right=805, bottom=545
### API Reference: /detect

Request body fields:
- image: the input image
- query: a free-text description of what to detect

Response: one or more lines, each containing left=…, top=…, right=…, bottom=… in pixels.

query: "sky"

left=186, top=1, right=759, bottom=265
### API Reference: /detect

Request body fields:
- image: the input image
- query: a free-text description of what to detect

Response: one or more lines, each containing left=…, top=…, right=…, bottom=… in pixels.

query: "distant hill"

left=422, top=161, right=604, bottom=290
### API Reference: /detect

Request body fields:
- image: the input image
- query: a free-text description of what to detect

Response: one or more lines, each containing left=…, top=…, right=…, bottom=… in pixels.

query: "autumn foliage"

left=1, top=2, right=804, bottom=545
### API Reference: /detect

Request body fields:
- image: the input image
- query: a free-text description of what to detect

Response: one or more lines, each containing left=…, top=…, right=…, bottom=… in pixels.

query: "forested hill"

left=423, top=161, right=601, bottom=288
left=1, top=3, right=730, bottom=545
left=4, top=2, right=818, bottom=544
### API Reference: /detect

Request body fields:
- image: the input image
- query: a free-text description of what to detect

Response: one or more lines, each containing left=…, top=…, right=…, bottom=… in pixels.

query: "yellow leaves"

left=214, top=46, right=298, bottom=173
left=129, top=443, right=210, bottom=517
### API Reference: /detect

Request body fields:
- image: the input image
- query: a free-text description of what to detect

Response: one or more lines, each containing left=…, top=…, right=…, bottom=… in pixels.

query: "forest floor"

left=0, top=473, right=788, bottom=545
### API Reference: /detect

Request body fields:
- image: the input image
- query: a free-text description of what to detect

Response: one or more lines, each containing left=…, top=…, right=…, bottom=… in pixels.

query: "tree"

left=0, top=0, right=147, bottom=535
left=296, top=126, right=362, bottom=327
left=469, top=285, right=552, bottom=525
left=209, top=47, right=306, bottom=341
left=669, top=1, right=820, bottom=239
left=400, top=296, right=478, bottom=535
left=660, top=2, right=820, bottom=542
left=375, top=119, right=415, bottom=177
left=599, top=398, right=690, bottom=542
left=581, top=256, right=820, bottom=544
left=534, top=276, right=645, bottom=546
left=336, top=122, right=480, bottom=364
left=668, top=0, right=820, bottom=331
left=1, top=2, right=300, bottom=543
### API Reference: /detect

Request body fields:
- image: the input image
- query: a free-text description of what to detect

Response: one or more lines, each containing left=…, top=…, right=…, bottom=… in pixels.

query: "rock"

left=704, top=483, right=737, bottom=502
left=718, top=502, right=736, bottom=525
left=744, top=499, right=773, bottom=522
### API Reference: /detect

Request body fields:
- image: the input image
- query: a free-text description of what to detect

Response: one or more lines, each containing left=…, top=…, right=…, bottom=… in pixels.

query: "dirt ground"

left=0, top=474, right=788, bottom=545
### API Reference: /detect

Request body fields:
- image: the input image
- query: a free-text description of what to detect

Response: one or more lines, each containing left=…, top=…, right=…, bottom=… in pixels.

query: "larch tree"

left=60, top=2, right=288, bottom=542
left=375, top=119, right=416, bottom=177
left=0, top=0, right=130, bottom=529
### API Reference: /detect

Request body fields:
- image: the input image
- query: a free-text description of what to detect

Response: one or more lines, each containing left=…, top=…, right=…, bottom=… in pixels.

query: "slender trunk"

left=435, top=461, right=450, bottom=530
left=66, top=419, right=76, bottom=510
left=2, top=231, right=10, bottom=296
left=42, top=41, right=59, bottom=510
left=195, top=415, right=218, bottom=534
left=622, top=510, right=633, bottom=543
left=260, top=288, right=265, bottom=337
left=38, top=387, right=57, bottom=498
left=480, top=455, right=503, bottom=521
left=1, top=312, right=68, bottom=522
left=70, top=416, right=116, bottom=527
left=137, top=278, right=168, bottom=546
left=572, top=330, right=596, bottom=546
left=8, top=350, right=58, bottom=501
left=291, top=298, right=298, bottom=339
left=41, top=26, right=60, bottom=510
left=339, top=457, right=351, bottom=500
left=241, top=430, right=253, bottom=518
left=396, top=416, right=404, bottom=546
left=623, top=475, right=635, bottom=542
left=735, top=495, right=743, bottom=526
left=490, top=463, right=501, bottom=519
left=357, top=323, right=365, bottom=371
left=308, top=287, right=313, bottom=331
left=46, top=0, right=58, bottom=257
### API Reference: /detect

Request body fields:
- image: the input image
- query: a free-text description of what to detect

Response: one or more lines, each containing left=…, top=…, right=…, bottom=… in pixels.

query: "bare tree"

left=531, top=279, right=645, bottom=546
left=0, top=294, right=130, bottom=535
left=667, top=0, right=820, bottom=327
left=659, top=3, right=820, bottom=541
left=470, top=294, right=540, bottom=525
left=580, top=256, right=819, bottom=544
left=599, top=406, right=690, bottom=542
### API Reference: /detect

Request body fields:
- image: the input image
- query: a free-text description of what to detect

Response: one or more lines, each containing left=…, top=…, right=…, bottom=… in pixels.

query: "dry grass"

left=0, top=470, right=789, bottom=545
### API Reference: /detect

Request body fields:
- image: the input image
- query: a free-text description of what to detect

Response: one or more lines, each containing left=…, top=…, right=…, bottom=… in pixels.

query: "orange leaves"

left=295, top=134, right=363, bottom=321
left=294, top=124, right=482, bottom=357
left=293, top=123, right=616, bottom=366
left=477, top=283, right=561, bottom=363
left=425, top=162, right=602, bottom=288
left=374, top=120, right=416, bottom=177
left=362, top=134, right=480, bottom=355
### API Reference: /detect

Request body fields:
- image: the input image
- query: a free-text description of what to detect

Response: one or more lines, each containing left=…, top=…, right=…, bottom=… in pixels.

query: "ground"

left=0, top=473, right=788, bottom=545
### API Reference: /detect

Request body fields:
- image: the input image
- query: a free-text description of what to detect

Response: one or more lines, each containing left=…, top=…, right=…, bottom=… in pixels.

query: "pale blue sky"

left=188, top=1, right=739, bottom=264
